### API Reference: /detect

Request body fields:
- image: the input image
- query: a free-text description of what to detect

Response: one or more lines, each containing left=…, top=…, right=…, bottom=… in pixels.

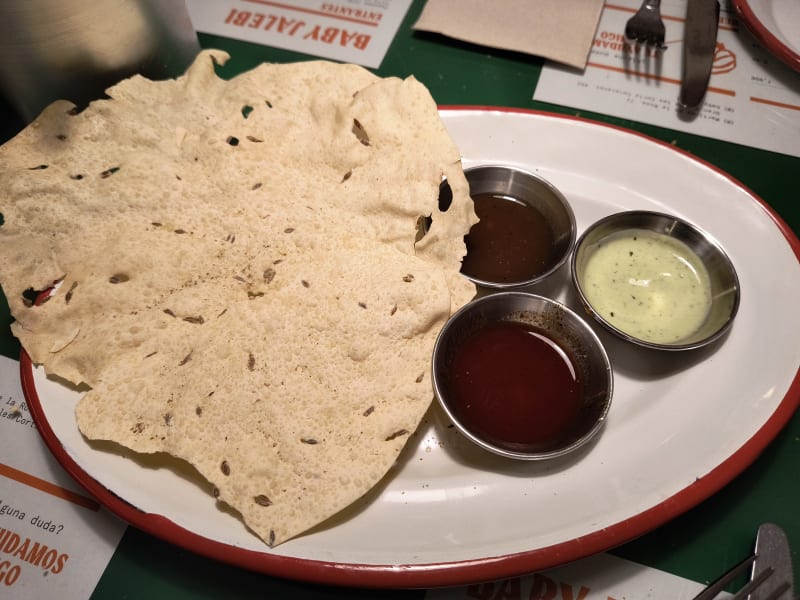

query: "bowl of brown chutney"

left=431, top=292, right=613, bottom=460
left=456, top=165, right=576, bottom=289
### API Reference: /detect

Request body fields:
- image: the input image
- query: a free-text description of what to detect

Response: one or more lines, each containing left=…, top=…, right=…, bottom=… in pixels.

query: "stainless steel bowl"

left=571, top=210, right=740, bottom=351
left=457, top=165, right=576, bottom=290
left=431, top=292, right=613, bottom=460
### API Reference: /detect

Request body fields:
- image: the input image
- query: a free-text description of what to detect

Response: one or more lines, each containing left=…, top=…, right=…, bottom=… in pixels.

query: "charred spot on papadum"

left=352, top=119, right=370, bottom=146
left=64, top=281, right=78, bottom=303
left=254, top=494, right=272, bottom=507
left=100, top=166, right=120, bottom=178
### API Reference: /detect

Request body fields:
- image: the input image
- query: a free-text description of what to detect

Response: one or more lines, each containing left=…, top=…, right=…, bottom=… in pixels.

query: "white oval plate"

left=734, top=0, right=800, bottom=71
left=23, top=107, right=800, bottom=588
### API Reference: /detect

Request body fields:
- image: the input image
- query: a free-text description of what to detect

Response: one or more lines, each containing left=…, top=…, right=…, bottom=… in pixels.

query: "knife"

left=679, top=0, right=720, bottom=110
left=749, top=523, right=795, bottom=600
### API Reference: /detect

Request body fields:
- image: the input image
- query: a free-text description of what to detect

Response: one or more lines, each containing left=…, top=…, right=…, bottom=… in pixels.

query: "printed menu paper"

left=425, top=552, right=727, bottom=600
left=534, top=0, right=800, bottom=158
left=0, top=356, right=126, bottom=599
left=186, top=0, right=412, bottom=69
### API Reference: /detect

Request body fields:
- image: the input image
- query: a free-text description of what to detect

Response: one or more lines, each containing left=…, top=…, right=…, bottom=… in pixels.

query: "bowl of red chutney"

left=455, top=165, right=576, bottom=289
left=431, top=292, right=613, bottom=460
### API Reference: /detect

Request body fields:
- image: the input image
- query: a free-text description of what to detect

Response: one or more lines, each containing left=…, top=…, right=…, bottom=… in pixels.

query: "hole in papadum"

left=438, top=179, right=453, bottom=212
left=22, top=286, right=51, bottom=307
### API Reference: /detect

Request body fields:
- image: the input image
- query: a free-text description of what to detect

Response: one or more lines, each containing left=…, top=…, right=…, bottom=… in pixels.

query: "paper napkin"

left=413, top=0, right=605, bottom=69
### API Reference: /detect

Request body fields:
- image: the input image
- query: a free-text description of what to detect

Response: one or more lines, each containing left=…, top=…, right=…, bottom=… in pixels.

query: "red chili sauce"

left=446, top=321, right=583, bottom=452
left=460, top=193, right=555, bottom=284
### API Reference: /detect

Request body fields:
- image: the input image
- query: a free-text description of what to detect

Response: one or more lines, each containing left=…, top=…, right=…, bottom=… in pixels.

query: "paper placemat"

left=426, top=552, right=729, bottom=600
left=186, top=0, right=412, bottom=69
left=534, top=0, right=800, bottom=157
left=0, top=356, right=126, bottom=599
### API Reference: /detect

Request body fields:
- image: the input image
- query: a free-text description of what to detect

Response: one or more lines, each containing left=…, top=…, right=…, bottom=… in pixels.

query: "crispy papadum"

left=0, top=50, right=476, bottom=546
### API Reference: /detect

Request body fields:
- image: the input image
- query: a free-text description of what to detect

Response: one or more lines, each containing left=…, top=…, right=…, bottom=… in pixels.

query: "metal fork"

left=691, top=553, right=793, bottom=600
left=624, top=0, right=667, bottom=50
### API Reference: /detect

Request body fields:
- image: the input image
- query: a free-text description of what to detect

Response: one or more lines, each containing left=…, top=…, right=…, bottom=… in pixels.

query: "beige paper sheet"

left=413, top=0, right=605, bottom=69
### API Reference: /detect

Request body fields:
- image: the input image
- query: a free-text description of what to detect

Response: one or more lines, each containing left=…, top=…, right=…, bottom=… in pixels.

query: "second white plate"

left=735, top=0, right=800, bottom=71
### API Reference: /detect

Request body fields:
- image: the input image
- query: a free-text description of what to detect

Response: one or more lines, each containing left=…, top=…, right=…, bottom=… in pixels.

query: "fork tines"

left=624, top=0, right=667, bottom=51
left=691, top=553, right=786, bottom=600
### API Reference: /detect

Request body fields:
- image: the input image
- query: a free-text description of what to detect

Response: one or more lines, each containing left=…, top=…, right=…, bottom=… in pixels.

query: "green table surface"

left=1, top=2, right=798, bottom=597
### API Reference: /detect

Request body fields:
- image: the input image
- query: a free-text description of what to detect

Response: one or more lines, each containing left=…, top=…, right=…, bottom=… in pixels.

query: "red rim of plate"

left=733, top=0, right=800, bottom=71
left=21, top=106, right=800, bottom=589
